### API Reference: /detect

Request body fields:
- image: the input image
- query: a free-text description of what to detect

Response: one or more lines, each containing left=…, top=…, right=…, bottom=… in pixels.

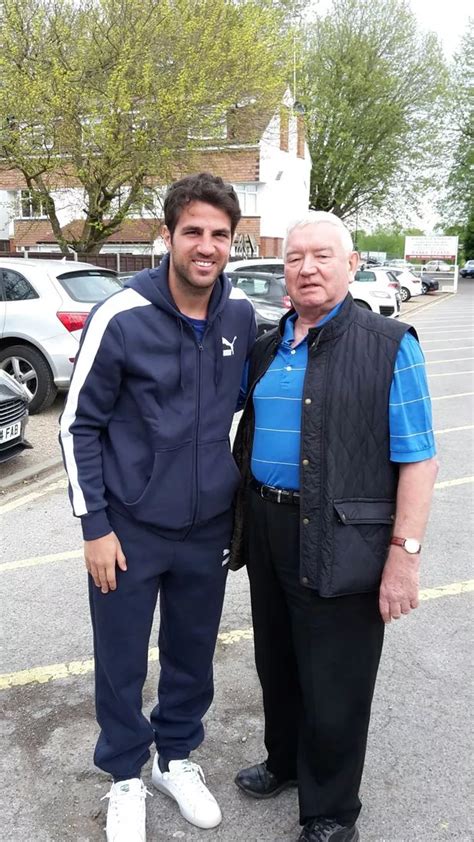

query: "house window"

left=234, top=183, right=258, bottom=215
left=20, top=190, right=48, bottom=219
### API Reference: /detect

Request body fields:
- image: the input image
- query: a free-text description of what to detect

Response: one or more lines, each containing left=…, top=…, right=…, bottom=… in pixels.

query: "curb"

left=0, top=457, right=63, bottom=492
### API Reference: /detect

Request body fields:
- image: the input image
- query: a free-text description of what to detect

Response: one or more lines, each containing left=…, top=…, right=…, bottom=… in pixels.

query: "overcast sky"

left=409, top=0, right=470, bottom=56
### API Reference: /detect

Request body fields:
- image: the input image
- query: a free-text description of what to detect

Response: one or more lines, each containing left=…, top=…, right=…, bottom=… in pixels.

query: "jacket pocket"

left=330, top=498, right=395, bottom=596
left=196, top=438, right=241, bottom=523
left=123, top=441, right=193, bottom=529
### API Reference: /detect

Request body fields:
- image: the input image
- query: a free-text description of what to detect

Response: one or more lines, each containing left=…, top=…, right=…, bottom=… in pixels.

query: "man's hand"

left=84, top=532, right=127, bottom=594
left=379, top=547, right=420, bottom=623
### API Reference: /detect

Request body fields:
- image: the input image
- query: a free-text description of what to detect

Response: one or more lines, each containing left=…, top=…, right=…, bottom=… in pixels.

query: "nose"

left=300, top=254, right=316, bottom=275
left=196, top=234, right=214, bottom=256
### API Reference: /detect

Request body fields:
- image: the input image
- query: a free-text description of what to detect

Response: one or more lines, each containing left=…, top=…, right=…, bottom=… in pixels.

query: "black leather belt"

left=250, top=477, right=300, bottom=505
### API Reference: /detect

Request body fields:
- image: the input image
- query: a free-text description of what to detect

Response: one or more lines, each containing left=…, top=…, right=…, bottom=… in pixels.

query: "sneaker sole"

left=151, top=776, right=222, bottom=829
left=234, top=776, right=298, bottom=799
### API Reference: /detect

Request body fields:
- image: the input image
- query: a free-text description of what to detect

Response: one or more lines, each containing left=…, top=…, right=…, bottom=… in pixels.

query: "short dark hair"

left=164, top=172, right=241, bottom=237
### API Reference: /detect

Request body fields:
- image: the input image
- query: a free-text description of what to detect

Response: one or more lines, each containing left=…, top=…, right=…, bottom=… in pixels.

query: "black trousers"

left=246, top=488, right=384, bottom=826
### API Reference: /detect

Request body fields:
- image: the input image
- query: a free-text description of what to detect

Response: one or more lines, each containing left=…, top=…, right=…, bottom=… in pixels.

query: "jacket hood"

left=124, top=253, right=233, bottom=324
left=123, top=254, right=233, bottom=390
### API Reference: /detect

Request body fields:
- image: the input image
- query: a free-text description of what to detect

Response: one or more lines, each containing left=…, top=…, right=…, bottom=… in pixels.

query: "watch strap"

left=390, top=536, right=421, bottom=553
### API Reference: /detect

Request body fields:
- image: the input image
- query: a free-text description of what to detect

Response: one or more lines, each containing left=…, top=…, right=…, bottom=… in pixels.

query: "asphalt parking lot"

left=1, top=284, right=473, bottom=841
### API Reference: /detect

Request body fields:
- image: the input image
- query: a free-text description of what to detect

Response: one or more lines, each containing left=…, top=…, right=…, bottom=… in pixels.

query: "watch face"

left=404, top=538, right=420, bottom=554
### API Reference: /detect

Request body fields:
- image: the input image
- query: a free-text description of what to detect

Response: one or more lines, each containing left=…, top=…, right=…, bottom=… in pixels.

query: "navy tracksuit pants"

left=88, top=507, right=232, bottom=780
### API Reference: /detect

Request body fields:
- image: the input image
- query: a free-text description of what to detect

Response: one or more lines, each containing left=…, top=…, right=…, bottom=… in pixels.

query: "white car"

left=382, top=267, right=422, bottom=302
left=227, top=260, right=399, bottom=318
left=0, top=258, right=122, bottom=412
left=227, top=258, right=285, bottom=275
left=423, top=260, right=453, bottom=272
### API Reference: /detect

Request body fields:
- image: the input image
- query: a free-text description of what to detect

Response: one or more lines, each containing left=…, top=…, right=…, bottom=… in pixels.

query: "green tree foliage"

left=442, top=19, right=473, bottom=256
left=299, top=0, right=447, bottom=221
left=357, top=226, right=423, bottom=258
left=0, top=0, right=292, bottom=253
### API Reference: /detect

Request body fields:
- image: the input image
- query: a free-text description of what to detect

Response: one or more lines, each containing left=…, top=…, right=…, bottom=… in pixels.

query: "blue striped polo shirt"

left=251, top=307, right=436, bottom=490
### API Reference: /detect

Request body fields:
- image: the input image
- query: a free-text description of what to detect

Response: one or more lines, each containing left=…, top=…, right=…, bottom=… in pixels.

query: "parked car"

left=0, top=258, right=122, bottom=413
left=460, top=260, right=474, bottom=278
left=381, top=266, right=422, bottom=301
left=252, top=298, right=288, bottom=336
left=420, top=276, right=439, bottom=294
left=226, top=258, right=285, bottom=276
left=226, top=271, right=291, bottom=309
left=382, top=258, right=415, bottom=270
left=229, top=264, right=399, bottom=318
left=423, top=260, right=453, bottom=272
left=229, top=262, right=400, bottom=317
left=352, top=270, right=401, bottom=318
left=0, top=369, right=32, bottom=463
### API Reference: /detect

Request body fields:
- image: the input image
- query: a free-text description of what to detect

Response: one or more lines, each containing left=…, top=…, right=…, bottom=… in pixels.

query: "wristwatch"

left=390, top=536, right=422, bottom=554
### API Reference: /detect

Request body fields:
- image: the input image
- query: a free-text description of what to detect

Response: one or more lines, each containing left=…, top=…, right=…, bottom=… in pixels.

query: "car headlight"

left=369, top=290, right=391, bottom=299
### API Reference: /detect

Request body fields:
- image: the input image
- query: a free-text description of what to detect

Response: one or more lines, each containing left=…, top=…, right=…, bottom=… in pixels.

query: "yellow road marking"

left=434, top=477, right=474, bottom=489
left=429, top=370, right=474, bottom=377
left=1, top=581, right=472, bottom=691
left=434, top=425, right=474, bottom=434
left=426, top=357, right=474, bottom=365
left=425, top=347, right=473, bottom=353
left=0, top=550, right=83, bottom=573
left=0, top=479, right=67, bottom=514
left=432, top=392, right=474, bottom=400
left=2, top=476, right=473, bottom=573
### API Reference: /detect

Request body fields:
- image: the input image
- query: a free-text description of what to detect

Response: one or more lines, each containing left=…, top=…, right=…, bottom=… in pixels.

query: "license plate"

left=0, top=421, right=21, bottom=443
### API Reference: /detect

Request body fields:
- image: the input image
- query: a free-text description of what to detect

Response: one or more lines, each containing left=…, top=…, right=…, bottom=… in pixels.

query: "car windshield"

left=354, top=271, right=376, bottom=282
left=56, top=270, right=122, bottom=302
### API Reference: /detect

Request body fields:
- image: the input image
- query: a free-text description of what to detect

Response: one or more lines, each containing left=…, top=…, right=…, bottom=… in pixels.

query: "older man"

left=231, top=212, right=438, bottom=841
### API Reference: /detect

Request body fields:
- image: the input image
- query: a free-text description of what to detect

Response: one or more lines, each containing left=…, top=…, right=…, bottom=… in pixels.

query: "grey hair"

left=283, top=211, right=354, bottom=256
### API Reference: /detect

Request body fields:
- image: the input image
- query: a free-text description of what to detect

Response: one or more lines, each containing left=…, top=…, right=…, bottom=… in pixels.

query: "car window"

left=354, top=270, right=375, bottom=282
left=235, top=276, right=270, bottom=296
left=258, top=263, right=284, bottom=274
left=56, top=270, right=122, bottom=302
left=2, top=269, right=39, bottom=301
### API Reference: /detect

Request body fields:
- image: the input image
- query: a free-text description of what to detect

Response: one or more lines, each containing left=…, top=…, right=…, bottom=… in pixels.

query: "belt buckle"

left=277, top=489, right=282, bottom=503
left=260, top=484, right=265, bottom=499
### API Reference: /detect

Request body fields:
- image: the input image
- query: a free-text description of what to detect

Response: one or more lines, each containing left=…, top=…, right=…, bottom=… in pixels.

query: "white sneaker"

left=151, top=756, right=222, bottom=829
left=103, top=778, right=148, bottom=842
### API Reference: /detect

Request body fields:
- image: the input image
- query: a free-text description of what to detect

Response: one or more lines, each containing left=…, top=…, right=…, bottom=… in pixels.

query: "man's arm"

left=59, top=302, right=127, bottom=593
left=379, top=456, right=438, bottom=623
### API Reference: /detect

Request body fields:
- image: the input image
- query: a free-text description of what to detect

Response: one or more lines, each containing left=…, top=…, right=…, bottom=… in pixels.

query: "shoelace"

left=102, top=783, right=152, bottom=830
left=170, top=760, right=214, bottom=799
left=101, top=783, right=152, bottom=806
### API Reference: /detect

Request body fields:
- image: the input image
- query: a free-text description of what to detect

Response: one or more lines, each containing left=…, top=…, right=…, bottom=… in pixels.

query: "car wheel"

left=400, top=287, right=410, bottom=302
left=421, top=282, right=428, bottom=294
left=0, top=345, right=57, bottom=414
left=353, top=300, right=371, bottom=310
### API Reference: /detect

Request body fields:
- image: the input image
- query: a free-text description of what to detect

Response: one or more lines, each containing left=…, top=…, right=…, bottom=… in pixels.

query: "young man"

left=231, top=212, right=438, bottom=841
left=60, top=173, right=256, bottom=841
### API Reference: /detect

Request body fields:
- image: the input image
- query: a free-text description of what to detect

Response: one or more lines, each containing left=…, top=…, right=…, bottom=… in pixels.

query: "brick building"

left=0, top=92, right=311, bottom=258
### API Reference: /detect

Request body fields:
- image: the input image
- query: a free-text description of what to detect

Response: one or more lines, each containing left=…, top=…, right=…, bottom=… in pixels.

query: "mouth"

left=193, top=259, right=214, bottom=270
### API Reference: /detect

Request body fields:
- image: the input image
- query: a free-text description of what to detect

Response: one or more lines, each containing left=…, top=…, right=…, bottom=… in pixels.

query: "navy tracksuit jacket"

left=60, top=256, right=256, bottom=777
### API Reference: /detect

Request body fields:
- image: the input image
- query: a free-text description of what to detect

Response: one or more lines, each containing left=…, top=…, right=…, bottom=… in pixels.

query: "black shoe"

left=234, top=761, right=297, bottom=799
left=298, top=818, right=359, bottom=842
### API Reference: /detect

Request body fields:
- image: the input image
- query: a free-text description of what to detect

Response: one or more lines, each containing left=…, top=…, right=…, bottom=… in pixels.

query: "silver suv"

left=0, top=259, right=122, bottom=413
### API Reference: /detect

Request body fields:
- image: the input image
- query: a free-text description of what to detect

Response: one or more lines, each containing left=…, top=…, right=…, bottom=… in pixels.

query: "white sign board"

left=404, top=235, right=458, bottom=260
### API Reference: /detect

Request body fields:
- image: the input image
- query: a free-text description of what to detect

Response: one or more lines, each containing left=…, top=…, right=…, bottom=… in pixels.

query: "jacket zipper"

left=192, top=338, right=204, bottom=524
